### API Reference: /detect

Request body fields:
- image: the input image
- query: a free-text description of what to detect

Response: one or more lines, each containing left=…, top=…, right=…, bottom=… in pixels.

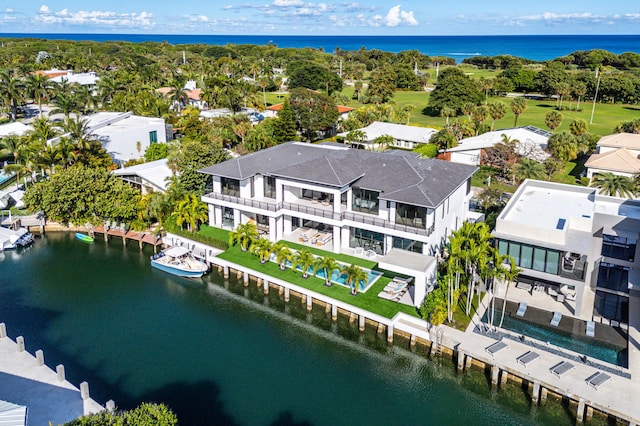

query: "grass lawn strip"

left=218, top=243, right=419, bottom=318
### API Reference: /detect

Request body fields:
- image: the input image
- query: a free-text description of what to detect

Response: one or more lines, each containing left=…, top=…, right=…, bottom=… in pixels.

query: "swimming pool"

left=0, top=170, right=13, bottom=185
left=279, top=257, right=383, bottom=292
left=486, top=311, right=627, bottom=367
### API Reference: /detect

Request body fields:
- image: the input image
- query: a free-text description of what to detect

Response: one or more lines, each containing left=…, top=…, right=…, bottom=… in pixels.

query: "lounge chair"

left=516, top=302, right=527, bottom=317
left=550, top=312, right=562, bottom=327
left=586, top=320, right=595, bottom=337
left=354, top=247, right=364, bottom=255
left=585, top=371, right=611, bottom=390
left=516, top=351, right=540, bottom=367
left=550, top=361, right=574, bottom=378
left=383, top=281, right=406, bottom=294
left=485, top=340, right=508, bottom=356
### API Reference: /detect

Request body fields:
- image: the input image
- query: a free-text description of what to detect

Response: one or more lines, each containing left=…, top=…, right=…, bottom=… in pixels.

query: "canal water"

left=0, top=233, right=592, bottom=425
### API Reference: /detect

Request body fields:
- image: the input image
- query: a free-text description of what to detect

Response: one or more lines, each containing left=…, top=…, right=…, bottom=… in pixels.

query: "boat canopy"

left=164, top=246, right=191, bottom=257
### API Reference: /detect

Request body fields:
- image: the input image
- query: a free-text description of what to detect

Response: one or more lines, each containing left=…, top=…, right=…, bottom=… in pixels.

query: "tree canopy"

left=428, top=68, right=482, bottom=115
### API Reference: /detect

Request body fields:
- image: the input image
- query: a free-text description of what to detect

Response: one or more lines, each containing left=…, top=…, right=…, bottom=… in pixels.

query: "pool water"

left=0, top=170, right=12, bottom=185
left=488, top=311, right=627, bottom=367
left=279, top=258, right=383, bottom=292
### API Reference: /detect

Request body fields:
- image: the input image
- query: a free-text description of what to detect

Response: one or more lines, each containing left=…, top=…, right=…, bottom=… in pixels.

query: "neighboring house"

left=0, top=122, right=33, bottom=138
left=200, top=107, right=264, bottom=123
left=199, top=142, right=477, bottom=306
left=265, top=104, right=355, bottom=121
left=112, top=159, right=172, bottom=194
left=585, top=133, right=640, bottom=181
left=156, top=80, right=207, bottom=110
left=337, top=121, right=437, bottom=150
left=443, top=126, right=551, bottom=166
left=40, top=69, right=100, bottom=89
left=47, top=112, right=167, bottom=166
left=493, top=179, right=637, bottom=325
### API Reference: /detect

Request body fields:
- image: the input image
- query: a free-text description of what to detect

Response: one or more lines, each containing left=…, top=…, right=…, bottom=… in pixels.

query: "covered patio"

left=377, top=248, right=437, bottom=307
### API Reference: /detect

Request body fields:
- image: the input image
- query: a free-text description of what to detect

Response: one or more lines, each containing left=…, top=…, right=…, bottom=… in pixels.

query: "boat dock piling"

left=0, top=322, right=110, bottom=425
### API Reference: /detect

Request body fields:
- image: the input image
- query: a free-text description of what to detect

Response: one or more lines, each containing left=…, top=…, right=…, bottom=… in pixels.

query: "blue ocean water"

left=1, top=33, right=639, bottom=62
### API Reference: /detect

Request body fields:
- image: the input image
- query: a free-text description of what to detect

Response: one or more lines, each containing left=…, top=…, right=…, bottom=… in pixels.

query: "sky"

left=0, top=1, right=639, bottom=35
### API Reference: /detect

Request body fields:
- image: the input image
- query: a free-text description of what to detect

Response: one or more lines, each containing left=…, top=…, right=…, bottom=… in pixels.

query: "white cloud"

left=34, top=6, right=155, bottom=28
left=380, top=5, right=418, bottom=27
left=273, top=0, right=304, bottom=6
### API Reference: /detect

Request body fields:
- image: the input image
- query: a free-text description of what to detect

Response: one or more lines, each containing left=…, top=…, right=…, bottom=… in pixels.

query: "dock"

left=0, top=323, right=109, bottom=425
left=88, top=225, right=163, bottom=250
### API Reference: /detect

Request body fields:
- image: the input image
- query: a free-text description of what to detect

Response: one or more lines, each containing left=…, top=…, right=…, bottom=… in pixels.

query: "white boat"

left=150, top=246, right=209, bottom=278
left=0, top=227, right=34, bottom=250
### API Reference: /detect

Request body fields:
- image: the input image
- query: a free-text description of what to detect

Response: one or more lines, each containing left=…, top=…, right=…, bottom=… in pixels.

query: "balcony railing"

left=205, top=192, right=435, bottom=236
left=204, top=192, right=279, bottom=212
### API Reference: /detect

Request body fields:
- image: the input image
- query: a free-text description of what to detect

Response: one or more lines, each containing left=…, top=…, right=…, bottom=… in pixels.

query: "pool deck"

left=445, top=287, right=640, bottom=424
left=0, top=333, right=104, bottom=425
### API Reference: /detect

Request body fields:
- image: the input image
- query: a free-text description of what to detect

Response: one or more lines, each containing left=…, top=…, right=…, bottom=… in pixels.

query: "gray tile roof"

left=199, top=142, right=477, bottom=208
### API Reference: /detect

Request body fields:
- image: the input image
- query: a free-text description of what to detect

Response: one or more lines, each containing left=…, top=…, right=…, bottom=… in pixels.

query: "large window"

left=263, top=176, right=276, bottom=199
left=393, top=236, right=423, bottom=254
left=301, top=189, right=333, bottom=204
left=597, top=263, right=630, bottom=293
left=594, top=290, right=628, bottom=324
left=221, top=177, right=240, bottom=197
left=352, top=188, right=379, bottom=215
left=350, top=227, right=384, bottom=254
left=602, top=234, right=636, bottom=262
left=222, top=207, right=234, bottom=227
left=395, top=203, right=427, bottom=229
left=498, top=240, right=570, bottom=278
left=149, top=130, right=158, bottom=144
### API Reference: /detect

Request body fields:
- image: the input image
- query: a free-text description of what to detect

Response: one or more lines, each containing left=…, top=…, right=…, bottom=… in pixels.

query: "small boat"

left=75, top=232, right=94, bottom=243
left=0, top=226, right=34, bottom=250
left=150, top=246, right=208, bottom=278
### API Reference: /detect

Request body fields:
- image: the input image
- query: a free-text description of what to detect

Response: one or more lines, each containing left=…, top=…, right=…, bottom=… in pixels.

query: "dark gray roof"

left=199, top=142, right=477, bottom=208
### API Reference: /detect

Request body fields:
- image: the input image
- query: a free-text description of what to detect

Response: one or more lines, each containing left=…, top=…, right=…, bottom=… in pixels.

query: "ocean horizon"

left=1, top=33, right=640, bottom=62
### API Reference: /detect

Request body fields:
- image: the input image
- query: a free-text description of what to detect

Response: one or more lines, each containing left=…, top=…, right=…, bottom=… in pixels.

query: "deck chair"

left=485, top=340, right=508, bottom=357
left=585, top=371, right=611, bottom=390
left=516, top=302, right=527, bottom=317
left=550, top=311, right=562, bottom=327
left=586, top=320, right=595, bottom=337
left=550, top=361, right=574, bottom=378
left=516, top=351, right=540, bottom=367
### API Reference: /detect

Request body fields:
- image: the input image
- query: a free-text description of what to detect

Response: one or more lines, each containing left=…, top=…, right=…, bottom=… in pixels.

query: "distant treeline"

left=463, top=49, right=640, bottom=70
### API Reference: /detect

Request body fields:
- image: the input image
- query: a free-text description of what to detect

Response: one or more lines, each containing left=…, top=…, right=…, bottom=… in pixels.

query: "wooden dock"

left=90, top=226, right=163, bottom=250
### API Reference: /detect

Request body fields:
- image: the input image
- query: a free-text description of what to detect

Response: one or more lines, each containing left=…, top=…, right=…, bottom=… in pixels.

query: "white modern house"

left=444, top=126, right=551, bottom=166
left=48, top=112, right=167, bottom=166
left=584, top=133, right=640, bottom=181
left=47, top=70, right=100, bottom=89
left=493, top=179, right=637, bottom=326
left=338, top=121, right=437, bottom=150
left=0, top=122, right=33, bottom=138
left=112, top=159, right=172, bottom=194
left=199, top=142, right=478, bottom=306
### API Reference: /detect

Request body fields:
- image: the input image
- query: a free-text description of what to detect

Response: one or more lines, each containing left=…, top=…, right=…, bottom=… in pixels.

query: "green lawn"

left=198, top=225, right=230, bottom=242
left=217, top=242, right=419, bottom=319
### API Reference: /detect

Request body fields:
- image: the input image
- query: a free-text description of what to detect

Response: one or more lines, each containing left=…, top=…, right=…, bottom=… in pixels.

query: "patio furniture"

left=365, top=249, right=376, bottom=258
left=516, top=351, right=540, bottom=367
left=485, top=341, right=508, bottom=357
left=550, top=311, right=562, bottom=327
left=354, top=247, right=364, bottom=255
left=516, top=281, right=532, bottom=292
left=586, top=320, right=595, bottom=337
left=550, top=361, right=574, bottom=378
left=556, top=294, right=565, bottom=302
left=516, top=302, right=527, bottom=317
left=547, top=287, right=558, bottom=297
left=585, top=371, right=611, bottom=390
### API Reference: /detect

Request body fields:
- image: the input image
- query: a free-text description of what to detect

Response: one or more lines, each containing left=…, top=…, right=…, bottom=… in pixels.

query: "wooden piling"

left=531, top=381, right=540, bottom=405
left=576, top=398, right=585, bottom=423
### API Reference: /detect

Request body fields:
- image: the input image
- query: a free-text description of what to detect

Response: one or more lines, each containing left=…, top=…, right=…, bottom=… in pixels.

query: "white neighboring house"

left=199, top=142, right=478, bottom=306
left=112, top=159, right=172, bottom=194
left=47, top=70, right=100, bottom=89
left=493, top=179, right=638, bottom=324
left=0, top=122, right=33, bottom=138
left=47, top=112, right=167, bottom=166
left=444, top=126, right=551, bottom=166
left=584, top=133, right=640, bottom=181
left=338, top=121, right=437, bottom=150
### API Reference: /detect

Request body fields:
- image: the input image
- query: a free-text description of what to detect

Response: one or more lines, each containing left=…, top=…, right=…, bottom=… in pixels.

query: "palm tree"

left=461, top=102, right=475, bottom=122
left=373, top=134, right=395, bottom=151
left=480, top=77, right=494, bottom=104
left=439, top=106, right=455, bottom=125
left=314, top=256, right=340, bottom=286
left=62, top=117, right=98, bottom=151
left=498, top=257, right=521, bottom=329
left=26, top=73, right=52, bottom=117
left=345, top=129, right=366, bottom=147
left=292, top=249, right=315, bottom=278
left=488, top=102, right=507, bottom=131
left=513, top=159, right=546, bottom=183
left=0, top=70, right=25, bottom=121
left=229, top=222, right=259, bottom=251
left=340, top=264, right=368, bottom=295
left=273, top=243, right=292, bottom=271
left=544, top=110, right=563, bottom=132
left=250, top=237, right=273, bottom=264
left=569, top=119, right=588, bottom=137
left=471, top=106, right=489, bottom=135
left=173, top=194, right=208, bottom=232
left=168, top=81, right=190, bottom=112
left=51, top=91, right=78, bottom=119
left=510, top=97, right=527, bottom=127
left=591, top=173, right=636, bottom=198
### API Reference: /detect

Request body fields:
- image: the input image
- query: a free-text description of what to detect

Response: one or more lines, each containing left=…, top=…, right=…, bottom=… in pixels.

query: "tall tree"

left=288, top=87, right=339, bottom=142
left=26, top=72, right=52, bottom=117
left=510, top=97, right=527, bottom=127
left=428, top=68, right=482, bottom=114
left=544, top=110, right=563, bottom=132
left=488, top=102, right=507, bottom=131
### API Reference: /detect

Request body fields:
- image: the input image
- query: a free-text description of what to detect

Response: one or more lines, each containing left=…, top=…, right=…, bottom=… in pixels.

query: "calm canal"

left=0, top=233, right=583, bottom=425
